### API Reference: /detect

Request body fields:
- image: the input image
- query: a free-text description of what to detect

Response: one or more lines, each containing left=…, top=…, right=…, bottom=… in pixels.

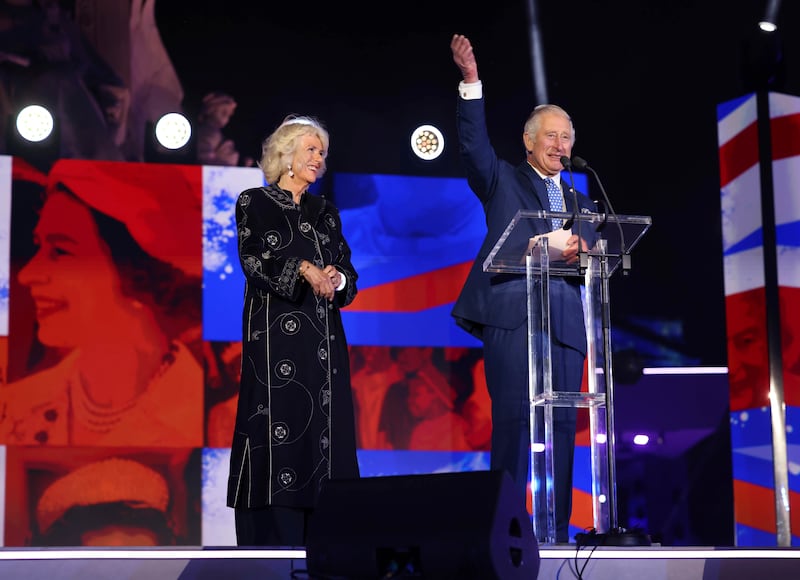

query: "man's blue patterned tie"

left=545, top=177, right=564, bottom=230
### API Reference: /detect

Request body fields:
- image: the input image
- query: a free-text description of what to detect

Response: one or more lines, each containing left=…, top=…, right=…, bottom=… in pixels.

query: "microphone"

left=559, top=156, right=578, bottom=230
left=571, top=156, right=629, bottom=271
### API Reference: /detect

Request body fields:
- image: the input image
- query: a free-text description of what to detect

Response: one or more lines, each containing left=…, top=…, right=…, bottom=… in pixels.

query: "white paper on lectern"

left=525, top=228, right=571, bottom=263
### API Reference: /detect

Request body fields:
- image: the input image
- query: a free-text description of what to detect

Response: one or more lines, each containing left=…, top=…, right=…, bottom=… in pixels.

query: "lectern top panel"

left=483, top=210, right=652, bottom=277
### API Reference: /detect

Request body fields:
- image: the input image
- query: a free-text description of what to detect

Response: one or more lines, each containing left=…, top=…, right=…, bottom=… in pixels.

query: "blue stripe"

left=717, top=93, right=755, bottom=122
left=342, top=304, right=481, bottom=347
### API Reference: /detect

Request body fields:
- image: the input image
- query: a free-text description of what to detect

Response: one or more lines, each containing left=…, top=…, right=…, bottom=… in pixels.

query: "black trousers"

left=235, top=506, right=312, bottom=547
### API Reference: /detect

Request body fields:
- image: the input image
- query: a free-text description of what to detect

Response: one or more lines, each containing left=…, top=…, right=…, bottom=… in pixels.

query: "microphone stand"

left=572, top=157, right=629, bottom=274
left=559, top=156, right=587, bottom=272
left=568, top=156, right=650, bottom=547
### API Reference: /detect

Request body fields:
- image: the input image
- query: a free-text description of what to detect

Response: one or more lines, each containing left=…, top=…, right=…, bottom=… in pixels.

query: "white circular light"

left=411, top=124, right=444, bottom=160
left=759, top=21, right=777, bottom=32
left=16, top=105, right=54, bottom=142
left=154, top=112, right=192, bottom=150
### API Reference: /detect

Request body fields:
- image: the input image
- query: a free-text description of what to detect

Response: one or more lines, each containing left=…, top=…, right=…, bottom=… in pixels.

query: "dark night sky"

left=156, top=0, right=800, bottom=366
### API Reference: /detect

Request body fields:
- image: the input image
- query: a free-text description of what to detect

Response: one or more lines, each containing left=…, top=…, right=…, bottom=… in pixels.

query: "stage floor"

left=1, top=546, right=800, bottom=579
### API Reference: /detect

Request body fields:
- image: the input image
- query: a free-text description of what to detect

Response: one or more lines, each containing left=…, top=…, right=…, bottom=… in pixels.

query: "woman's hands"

left=300, top=261, right=342, bottom=301
left=323, top=265, right=343, bottom=289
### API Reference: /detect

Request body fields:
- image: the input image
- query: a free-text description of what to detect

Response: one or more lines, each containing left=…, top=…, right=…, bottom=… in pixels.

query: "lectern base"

left=575, top=528, right=652, bottom=547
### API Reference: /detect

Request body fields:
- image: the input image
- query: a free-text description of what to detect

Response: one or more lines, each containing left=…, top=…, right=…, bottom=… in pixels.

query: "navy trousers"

left=483, top=323, right=584, bottom=543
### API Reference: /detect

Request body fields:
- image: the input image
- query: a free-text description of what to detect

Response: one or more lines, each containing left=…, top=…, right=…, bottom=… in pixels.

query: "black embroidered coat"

left=227, top=184, right=359, bottom=511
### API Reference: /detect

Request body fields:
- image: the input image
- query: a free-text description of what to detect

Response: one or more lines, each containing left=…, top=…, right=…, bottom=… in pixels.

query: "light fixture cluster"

left=12, top=106, right=193, bottom=151
left=15, top=105, right=54, bottom=143
left=13, top=106, right=449, bottom=165
left=411, top=124, right=444, bottom=161
left=153, top=112, right=192, bottom=150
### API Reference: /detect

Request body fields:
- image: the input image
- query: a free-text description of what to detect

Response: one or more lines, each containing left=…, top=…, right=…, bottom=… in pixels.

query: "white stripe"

left=721, top=165, right=762, bottom=252
left=772, top=156, right=800, bottom=227
left=778, top=247, right=800, bottom=288
left=768, top=92, right=800, bottom=119
left=724, top=248, right=765, bottom=296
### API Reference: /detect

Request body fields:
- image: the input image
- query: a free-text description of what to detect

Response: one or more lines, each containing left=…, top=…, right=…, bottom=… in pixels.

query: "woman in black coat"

left=227, top=114, right=359, bottom=547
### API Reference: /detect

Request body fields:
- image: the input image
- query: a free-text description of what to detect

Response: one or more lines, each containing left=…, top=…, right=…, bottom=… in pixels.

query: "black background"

left=156, top=0, right=800, bottom=366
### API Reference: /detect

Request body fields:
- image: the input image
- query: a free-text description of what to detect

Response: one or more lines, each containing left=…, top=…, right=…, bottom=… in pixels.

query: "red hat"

left=19, top=158, right=203, bottom=277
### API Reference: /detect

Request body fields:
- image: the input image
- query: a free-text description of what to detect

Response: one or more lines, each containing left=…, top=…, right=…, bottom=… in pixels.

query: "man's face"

left=524, top=112, right=573, bottom=176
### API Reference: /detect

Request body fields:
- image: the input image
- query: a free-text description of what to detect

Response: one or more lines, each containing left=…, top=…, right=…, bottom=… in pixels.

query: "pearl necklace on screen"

left=69, top=342, right=179, bottom=434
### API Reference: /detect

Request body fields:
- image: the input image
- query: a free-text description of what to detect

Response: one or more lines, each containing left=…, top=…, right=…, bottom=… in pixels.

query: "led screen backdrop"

left=0, top=156, right=594, bottom=546
left=718, top=92, right=800, bottom=546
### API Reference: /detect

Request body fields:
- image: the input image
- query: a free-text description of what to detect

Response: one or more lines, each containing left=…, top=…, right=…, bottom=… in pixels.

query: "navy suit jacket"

left=452, top=95, right=597, bottom=356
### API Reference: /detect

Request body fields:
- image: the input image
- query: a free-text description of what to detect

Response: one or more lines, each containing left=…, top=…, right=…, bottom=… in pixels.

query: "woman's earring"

left=288, top=164, right=294, bottom=178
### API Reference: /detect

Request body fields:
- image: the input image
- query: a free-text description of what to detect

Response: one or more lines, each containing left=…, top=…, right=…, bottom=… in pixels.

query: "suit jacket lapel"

left=517, top=163, right=548, bottom=209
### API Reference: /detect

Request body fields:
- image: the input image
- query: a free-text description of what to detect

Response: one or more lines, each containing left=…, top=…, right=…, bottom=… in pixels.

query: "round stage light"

left=411, top=124, right=444, bottom=160
left=16, top=105, right=54, bottom=143
left=154, top=112, right=192, bottom=150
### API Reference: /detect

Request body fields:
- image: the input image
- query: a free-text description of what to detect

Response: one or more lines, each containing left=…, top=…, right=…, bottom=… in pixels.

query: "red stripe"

left=734, top=479, right=800, bottom=535
left=771, top=113, right=800, bottom=161
left=719, top=112, right=800, bottom=188
left=570, top=487, right=594, bottom=531
left=349, top=261, right=473, bottom=312
left=734, top=480, right=775, bottom=533
left=719, top=122, right=759, bottom=188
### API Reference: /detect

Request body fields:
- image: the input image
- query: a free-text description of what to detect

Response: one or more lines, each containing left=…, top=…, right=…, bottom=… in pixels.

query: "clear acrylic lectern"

left=482, top=209, right=651, bottom=545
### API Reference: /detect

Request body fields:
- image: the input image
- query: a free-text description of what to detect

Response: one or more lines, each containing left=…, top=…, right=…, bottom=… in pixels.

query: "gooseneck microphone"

left=560, top=155, right=586, bottom=271
left=571, top=156, right=628, bottom=270
left=559, top=156, right=579, bottom=231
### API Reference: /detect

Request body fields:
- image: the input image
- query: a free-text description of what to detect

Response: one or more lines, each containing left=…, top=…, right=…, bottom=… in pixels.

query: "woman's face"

left=17, top=190, right=124, bottom=348
left=290, top=133, right=326, bottom=185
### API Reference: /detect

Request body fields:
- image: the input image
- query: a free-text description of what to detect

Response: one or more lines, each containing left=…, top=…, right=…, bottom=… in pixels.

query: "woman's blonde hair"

left=258, top=114, right=330, bottom=184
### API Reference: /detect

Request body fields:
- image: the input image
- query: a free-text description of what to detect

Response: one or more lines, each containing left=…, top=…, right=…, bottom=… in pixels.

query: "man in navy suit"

left=450, top=34, right=597, bottom=543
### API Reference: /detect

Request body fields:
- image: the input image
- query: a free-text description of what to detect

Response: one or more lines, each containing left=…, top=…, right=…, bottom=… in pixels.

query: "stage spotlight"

left=154, top=112, right=192, bottom=150
left=15, top=105, right=54, bottom=143
left=759, top=0, right=781, bottom=32
left=411, top=124, right=444, bottom=161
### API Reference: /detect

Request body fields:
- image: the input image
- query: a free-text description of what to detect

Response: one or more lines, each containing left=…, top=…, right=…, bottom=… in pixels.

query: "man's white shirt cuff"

left=458, top=80, right=483, bottom=100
